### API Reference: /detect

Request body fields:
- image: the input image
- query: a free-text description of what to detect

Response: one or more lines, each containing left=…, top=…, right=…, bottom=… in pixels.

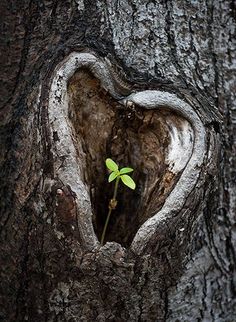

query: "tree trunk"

left=0, top=1, right=235, bottom=321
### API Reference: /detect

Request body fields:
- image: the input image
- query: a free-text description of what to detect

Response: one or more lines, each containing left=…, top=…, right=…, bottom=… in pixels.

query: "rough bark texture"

left=0, top=1, right=235, bottom=321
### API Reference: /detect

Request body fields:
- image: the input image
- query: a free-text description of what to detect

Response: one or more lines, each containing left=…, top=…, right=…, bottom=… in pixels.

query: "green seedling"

left=100, top=158, right=136, bottom=245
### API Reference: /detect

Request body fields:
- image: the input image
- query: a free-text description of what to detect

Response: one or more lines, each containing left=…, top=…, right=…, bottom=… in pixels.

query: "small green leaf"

left=120, top=174, right=136, bottom=190
left=120, top=167, right=134, bottom=175
left=108, top=171, right=119, bottom=182
left=106, top=158, right=118, bottom=172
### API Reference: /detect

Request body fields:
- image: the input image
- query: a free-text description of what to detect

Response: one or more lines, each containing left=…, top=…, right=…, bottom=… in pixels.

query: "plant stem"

left=101, top=176, right=120, bottom=245
left=113, top=175, right=120, bottom=200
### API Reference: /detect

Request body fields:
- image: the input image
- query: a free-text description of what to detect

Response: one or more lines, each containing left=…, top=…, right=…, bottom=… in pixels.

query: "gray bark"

left=0, top=1, right=235, bottom=321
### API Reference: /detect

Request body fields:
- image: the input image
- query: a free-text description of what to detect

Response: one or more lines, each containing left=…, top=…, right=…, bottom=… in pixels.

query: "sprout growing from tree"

left=100, top=158, right=136, bottom=245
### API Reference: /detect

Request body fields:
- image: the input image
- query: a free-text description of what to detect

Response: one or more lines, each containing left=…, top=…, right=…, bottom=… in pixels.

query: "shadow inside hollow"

left=68, top=69, right=186, bottom=247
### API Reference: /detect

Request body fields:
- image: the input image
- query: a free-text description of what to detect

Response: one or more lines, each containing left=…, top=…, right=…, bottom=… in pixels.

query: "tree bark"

left=0, top=1, right=235, bottom=321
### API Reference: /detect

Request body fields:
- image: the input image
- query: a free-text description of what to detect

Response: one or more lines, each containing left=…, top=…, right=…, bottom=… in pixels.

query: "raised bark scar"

left=48, top=51, right=207, bottom=253
left=121, top=92, right=205, bottom=254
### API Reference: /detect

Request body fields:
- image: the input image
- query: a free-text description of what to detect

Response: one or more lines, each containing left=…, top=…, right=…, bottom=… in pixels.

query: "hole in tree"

left=67, top=69, right=192, bottom=247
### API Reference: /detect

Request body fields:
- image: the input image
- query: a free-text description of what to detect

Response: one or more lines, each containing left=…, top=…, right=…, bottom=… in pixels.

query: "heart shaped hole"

left=67, top=69, right=193, bottom=247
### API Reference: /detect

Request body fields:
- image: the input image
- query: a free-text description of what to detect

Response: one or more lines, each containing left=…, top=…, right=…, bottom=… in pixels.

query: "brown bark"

left=0, top=1, right=235, bottom=321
